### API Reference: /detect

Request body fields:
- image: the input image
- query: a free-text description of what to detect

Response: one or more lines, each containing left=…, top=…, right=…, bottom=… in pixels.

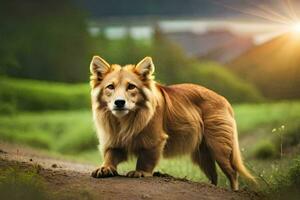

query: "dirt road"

left=0, top=143, right=259, bottom=200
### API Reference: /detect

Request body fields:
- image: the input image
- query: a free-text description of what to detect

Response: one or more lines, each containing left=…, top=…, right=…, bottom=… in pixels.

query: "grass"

left=0, top=110, right=97, bottom=153
left=0, top=167, right=48, bottom=200
left=262, top=156, right=300, bottom=200
left=0, top=77, right=90, bottom=112
left=234, top=101, right=300, bottom=135
left=0, top=101, right=299, bottom=190
left=0, top=165, right=96, bottom=200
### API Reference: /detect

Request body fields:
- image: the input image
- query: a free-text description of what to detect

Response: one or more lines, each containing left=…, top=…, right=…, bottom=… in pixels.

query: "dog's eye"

left=127, top=83, right=136, bottom=90
left=106, top=84, right=114, bottom=90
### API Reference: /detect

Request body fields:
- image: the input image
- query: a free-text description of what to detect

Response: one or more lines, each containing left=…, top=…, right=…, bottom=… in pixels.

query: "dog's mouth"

left=113, top=108, right=128, bottom=111
left=111, top=108, right=129, bottom=118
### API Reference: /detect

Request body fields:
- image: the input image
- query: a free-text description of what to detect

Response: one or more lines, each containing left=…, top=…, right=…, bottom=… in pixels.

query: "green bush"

left=289, top=158, right=300, bottom=186
left=0, top=77, right=90, bottom=112
left=266, top=157, right=300, bottom=200
left=183, top=62, right=264, bottom=103
left=253, top=140, right=278, bottom=159
left=282, top=123, right=300, bottom=148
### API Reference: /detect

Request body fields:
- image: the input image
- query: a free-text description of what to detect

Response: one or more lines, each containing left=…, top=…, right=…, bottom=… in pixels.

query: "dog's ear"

left=90, top=56, right=111, bottom=78
left=135, top=57, right=155, bottom=80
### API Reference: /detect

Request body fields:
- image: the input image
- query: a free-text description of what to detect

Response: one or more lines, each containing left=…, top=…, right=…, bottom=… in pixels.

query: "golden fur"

left=90, top=56, right=255, bottom=190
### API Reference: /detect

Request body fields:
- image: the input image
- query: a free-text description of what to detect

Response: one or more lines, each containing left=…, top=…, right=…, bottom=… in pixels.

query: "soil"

left=0, top=143, right=260, bottom=200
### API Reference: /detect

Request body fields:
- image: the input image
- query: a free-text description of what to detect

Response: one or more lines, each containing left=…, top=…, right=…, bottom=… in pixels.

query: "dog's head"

left=90, top=56, right=155, bottom=118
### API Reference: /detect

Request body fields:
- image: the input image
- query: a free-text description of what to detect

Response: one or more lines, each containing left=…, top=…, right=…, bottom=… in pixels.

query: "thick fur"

left=90, top=56, right=255, bottom=190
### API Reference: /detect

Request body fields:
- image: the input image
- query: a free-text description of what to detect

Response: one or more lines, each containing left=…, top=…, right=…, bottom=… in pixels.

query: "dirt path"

left=0, top=143, right=259, bottom=200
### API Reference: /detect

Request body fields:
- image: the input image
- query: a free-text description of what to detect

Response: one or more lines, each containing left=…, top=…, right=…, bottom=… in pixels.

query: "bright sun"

left=292, top=22, right=300, bottom=33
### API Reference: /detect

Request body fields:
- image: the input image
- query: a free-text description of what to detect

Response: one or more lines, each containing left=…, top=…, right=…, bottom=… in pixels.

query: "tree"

left=0, top=0, right=93, bottom=82
left=150, top=26, right=193, bottom=84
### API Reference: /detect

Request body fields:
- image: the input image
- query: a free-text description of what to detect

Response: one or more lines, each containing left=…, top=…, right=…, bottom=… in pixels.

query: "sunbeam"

left=212, top=0, right=291, bottom=24
left=213, top=0, right=300, bottom=34
left=283, top=0, right=299, bottom=21
left=248, top=2, right=292, bottom=22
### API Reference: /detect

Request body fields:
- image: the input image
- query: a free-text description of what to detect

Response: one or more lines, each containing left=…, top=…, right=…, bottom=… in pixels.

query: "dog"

left=89, top=56, right=255, bottom=190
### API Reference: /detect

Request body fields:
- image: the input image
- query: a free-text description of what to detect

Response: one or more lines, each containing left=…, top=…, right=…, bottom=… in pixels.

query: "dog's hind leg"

left=203, top=117, right=239, bottom=190
left=216, top=155, right=238, bottom=191
left=192, top=138, right=218, bottom=186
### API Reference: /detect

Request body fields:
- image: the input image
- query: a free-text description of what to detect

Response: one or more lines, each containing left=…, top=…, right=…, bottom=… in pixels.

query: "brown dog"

left=90, top=56, right=255, bottom=190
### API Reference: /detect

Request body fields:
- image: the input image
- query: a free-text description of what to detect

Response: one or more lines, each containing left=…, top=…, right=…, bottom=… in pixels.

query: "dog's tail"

left=231, top=120, right=257, bottom=183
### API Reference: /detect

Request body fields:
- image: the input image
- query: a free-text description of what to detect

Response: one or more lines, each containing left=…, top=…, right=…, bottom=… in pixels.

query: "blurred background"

left=0, top=0, right=300, bottom=196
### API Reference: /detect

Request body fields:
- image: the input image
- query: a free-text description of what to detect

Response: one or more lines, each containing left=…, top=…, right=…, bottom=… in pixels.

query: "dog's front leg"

left=127, top=147, right=161, bottom=178
left=91, top=148, right=127, bottom=178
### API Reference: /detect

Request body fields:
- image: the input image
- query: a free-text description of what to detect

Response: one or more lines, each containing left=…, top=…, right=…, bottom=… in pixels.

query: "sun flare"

left=292, top=22, right=300, bottom=33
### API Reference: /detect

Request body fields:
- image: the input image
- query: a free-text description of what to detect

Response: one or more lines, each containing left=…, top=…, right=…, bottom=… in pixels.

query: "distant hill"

left=165, top=29, right=254, bottom=63
left=228, top=33, right=300, bottom=99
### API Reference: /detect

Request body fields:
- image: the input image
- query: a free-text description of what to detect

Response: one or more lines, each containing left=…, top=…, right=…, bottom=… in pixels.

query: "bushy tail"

left=231, top=121, right=257, bottom=184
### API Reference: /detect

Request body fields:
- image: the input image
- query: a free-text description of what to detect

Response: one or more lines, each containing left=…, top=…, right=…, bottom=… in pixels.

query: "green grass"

left=261, top=156, right=300, bottom=200
left=252, top=140, right=278, bottom=159
left=0, top=101, right=299, bottom=190
left=234, top=101, right=300, bottom=135
left=0, top=77, right=90, bottom=112
left=0, top=110, right=97, bottom=153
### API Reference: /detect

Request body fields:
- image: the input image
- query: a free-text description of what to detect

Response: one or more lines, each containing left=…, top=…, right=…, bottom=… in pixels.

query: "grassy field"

left=0, top=101, right=299, bottom=190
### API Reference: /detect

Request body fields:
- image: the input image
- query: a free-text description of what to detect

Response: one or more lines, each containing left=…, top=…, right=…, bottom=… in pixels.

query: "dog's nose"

left=114, top=99, right=126, bottom=108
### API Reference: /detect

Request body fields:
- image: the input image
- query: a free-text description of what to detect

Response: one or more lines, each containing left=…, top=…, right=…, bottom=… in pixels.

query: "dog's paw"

left=91, top=166, right=118, bottom=178
left=126, top=170, right=152, bottom=178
